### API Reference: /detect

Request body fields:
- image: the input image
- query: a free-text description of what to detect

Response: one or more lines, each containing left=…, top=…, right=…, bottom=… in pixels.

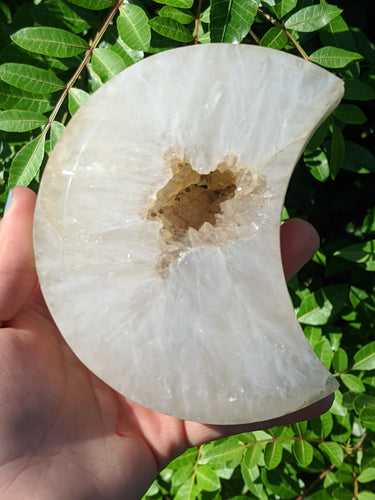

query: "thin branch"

left=43, top=0, right=123, bottom=140
left=257, top=8, right=310, bottom=61
left=194, top=0, right=203, bottom=44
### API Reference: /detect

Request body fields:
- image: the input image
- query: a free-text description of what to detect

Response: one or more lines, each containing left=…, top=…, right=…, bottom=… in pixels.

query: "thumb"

left=0, top=187, right=38, bottom=322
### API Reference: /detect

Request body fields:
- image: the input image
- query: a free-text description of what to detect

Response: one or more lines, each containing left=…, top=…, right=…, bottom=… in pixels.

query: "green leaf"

left=320, top=411, right=334, bottom=439
left=318, top=441, right=344, bottom=468
left=243, top=442, right=263, bottom=469
left=293, top=439, right=314, bottom=467
left=330, top=124, right=345, bottom=179
left=68, top=88, right=90, bottom=116
left=174, top=479, right=197, bottom=500
left=359, top=407, right=375, bottom=432
left=310, top=46, right=363, bottom=68
left=344, top=79, right=375, bottom=101
left=335, top=240, right=375, bottom=271
left=0, top=82, right=55, bottom=113
left=66, top=0, right=115, bottom=10
left=154, top=0, right=194, bottom=7
left=341, top=141, right=375, bottom=174
left=314, top=337, right=334, bottom=370
left=285, top=5, right=342, bottom=32
left=117, top=5, right=151, bottom=52
left=334, top=104, right=366, bottom=125
left=333, top=348, right=348, bottom=373
left=0, top=109, right=47, bottom=132
left=0, top=63, right=64, bottom=94
left=259, top=27, right=288, bottom=50
left=31, top=0, right=95, bottom=35
left=8, top=134, right=45, bottom=187
left=340, top=373, right=365, bottom=393
left=149, top=17, right=193, bottom=43
left=332, top=488, right=354, bottom=500
left=50, top=121, right=65, bottom=150
left=273, top=0, right=298, bottom=19
left=210, top=0, right=260, bottom=43
left=304, top=148, right=330, bottom=182
left=358, top=468, right=375, bottom=483
left=158, top=6, right=195, bottom=24
left=362, top=208, right=375, bottom=234
left=358, top=492, right=375, bottom=500
left=199, top=436, right=245, bottom=465
left=11, top=27, right=88, bottom=58
left=352, top=341, right=375, bottom=371
left=91, top=48, right=125, bottom=83
left=196, top=465, right=220, bottom=492
left=264, top=440, right=283, bottom=470
left=297, top=284, right=349, bottom=325
left=261, top=468, right=299, bottom=498
left=354, top=395, right=375, bottom=415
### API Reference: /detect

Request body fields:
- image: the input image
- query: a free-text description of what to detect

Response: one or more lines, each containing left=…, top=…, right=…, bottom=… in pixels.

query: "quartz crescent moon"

left=34, top=45, right=344, bottom=424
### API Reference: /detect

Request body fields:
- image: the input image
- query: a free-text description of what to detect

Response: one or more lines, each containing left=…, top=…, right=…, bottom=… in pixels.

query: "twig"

left=257, top=8, right=310, bottom=61
left=194, top=0, right=203, bottom=44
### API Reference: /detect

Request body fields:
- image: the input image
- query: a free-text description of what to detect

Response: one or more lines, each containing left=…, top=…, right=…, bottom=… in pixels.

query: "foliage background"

left=0, top=0, right=374, bottom=499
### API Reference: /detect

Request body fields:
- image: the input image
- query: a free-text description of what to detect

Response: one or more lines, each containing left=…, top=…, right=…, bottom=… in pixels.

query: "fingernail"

left=4, top=189, right=12, bottom=213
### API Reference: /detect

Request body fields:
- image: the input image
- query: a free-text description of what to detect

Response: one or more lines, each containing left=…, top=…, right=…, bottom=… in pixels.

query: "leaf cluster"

left=0, top=1, right=374, bottom=499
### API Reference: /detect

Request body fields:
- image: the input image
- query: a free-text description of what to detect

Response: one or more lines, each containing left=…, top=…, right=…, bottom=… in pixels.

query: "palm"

left=0, top=188, right=332, bottom=499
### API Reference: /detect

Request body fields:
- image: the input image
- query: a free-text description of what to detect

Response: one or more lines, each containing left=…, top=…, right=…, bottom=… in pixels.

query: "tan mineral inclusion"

left=34, top=44, right=344, bottom=424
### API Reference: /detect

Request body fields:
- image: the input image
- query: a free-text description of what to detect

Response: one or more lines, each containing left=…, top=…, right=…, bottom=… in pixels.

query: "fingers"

left=0, top=187, right=38, bottom=322
left=280, top=218, right=320, bottom=281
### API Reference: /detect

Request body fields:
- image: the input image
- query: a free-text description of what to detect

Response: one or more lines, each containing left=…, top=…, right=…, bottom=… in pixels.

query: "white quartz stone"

left=34, top=44, right=344, bottom=424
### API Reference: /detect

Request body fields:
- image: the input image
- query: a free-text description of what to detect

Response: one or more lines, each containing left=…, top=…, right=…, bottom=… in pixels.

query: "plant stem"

left=43, top=0, right=123, bottom=140
left=257, top=8, right=310, bottom=61
left=194, top=0, right=203, bottom=44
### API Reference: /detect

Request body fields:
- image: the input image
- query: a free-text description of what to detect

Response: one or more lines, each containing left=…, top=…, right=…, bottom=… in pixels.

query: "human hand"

left=0, top=187, right=332, bottom=499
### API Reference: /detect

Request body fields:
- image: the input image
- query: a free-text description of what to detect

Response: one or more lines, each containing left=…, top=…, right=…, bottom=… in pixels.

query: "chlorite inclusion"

left=34, top=44, right=344, bottom=424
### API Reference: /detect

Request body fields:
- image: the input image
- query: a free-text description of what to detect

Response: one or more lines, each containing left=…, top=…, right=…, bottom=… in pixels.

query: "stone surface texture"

left=34, top=44, right=344, bottom=424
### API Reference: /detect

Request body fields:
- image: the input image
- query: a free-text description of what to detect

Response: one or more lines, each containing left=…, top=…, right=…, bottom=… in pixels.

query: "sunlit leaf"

left=0, top=82, right=55, bottom=113
left=149, top=17, right=193, bottom=43
left=11, top=27, right=88, bottom=58
left=273, top=0, right=298, bottom=18
left=340, top=374, right=365, bottom=393
left=297, top=284, right=349, bottom=325
left=285, top=5, right=342, bottom=32
left=8, top=134, right=45, bottom=187
left=352, top=341, right=375, bottom=371
left=0, top=63, right=64, bottom=94
left=50, top=121, right=65, bottom=150
left=310, top=46, right=363, bottom=68
left=333, top=348, right=348, bottom=373
left=264, top=440, right=283, bottom=470
left=210, top=0, right=260, bottom=43
left=117, top=4, right=151, bottom=51
left=91, top=48, right=125, bottom=83
left=0, top=109, right=47, bottom=132
left=243, top=443, right=263, bottom=469
left=304, top=148, right=330, bottom=182
left=68, top=88, right=89, bottom=116
left=196, top=465, right=220, bottom=492
left=293, top=440, right=313, bottom=467
left=158, top=6, right=195, bottom=24
left=199, top=436, right=245, bottom=465
left=318, top=441, right=344, bottom=467
left=259, top=27, right=288, bottom=50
